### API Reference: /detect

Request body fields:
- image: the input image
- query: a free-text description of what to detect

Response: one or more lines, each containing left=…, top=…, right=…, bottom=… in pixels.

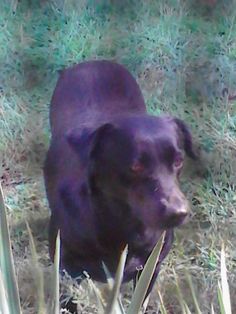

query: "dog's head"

left=66, top=115, right=197, bottom=229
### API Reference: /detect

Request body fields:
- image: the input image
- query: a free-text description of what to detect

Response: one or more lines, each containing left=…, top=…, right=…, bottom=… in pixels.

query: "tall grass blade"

left=105, top=245, right=128, bottom=314
left=26, top=222, right=46, bottom=314
left=211, top=304, right=215, bottom=314
left=127, top=232, right=166, bottom=314
left=173, top=269, right=186, bottom=314
left=185, top=271, right=202, bottom=314
left=0, top=183, right=22, bottom=314
left=102, top=262, right=115, bottom=290
left=183, top=301, right=192, bottom=314
left=51, top=231, right=60, bottom=314
left=0, top=268, right=10, bottom=314
left=217, top=281, right=226, bottom=314
left=142, top=294, right=150, bottom=313
left=85, top=273, right=106, bottom=312
left=157, top=288, right=168, bottom=314
left=102, top=262, right=126, bottom=314
left=220, top=244, right=232, bottom=314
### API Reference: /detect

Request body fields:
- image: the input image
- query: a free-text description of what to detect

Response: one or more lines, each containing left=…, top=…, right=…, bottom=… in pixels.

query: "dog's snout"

left=160, top=191, right=190, bottom=227
left=172, top=195, right=189, bottom=216
left=161, top=194, right=189, bottom=212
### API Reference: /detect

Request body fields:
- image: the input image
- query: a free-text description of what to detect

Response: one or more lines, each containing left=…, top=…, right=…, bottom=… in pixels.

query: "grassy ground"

left=0, top=0, right=236, bottom=313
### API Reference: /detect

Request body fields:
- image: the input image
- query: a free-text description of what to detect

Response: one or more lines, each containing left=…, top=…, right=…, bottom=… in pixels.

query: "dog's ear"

left=173, top=118, right=197, bottom=160
left=89, top=123, right=115, bottom=159
left=66, top=127, right=94, bottom=163
left=89, top=123, right=133, bottom=164
left=66, top=123, right=115, bottom=163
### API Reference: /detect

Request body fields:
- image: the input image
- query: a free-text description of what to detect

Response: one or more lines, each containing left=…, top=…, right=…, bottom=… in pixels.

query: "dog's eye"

left=131, top=152, right=153, bottom=175
left=131, top=161, right=144, bottom=174
left=173, top=154, right=183, bottom=168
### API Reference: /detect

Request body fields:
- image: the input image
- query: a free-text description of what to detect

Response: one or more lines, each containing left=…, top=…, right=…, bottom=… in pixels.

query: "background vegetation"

left=0, top=0, right=235, bottom=313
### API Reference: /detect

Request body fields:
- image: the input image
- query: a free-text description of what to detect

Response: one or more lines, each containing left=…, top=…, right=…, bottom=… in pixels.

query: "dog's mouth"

left=160, top=211, right=190, bottom=229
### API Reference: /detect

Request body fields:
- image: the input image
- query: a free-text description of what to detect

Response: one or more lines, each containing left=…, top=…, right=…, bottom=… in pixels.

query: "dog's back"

left=50, top=60, right=146, bottom=137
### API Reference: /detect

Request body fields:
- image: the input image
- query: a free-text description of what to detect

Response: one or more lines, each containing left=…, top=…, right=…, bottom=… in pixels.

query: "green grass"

left=0, top=0, right=236, bottom=313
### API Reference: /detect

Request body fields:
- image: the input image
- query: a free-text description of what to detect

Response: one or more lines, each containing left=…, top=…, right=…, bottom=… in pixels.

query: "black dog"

left=44, top=60, right=196, bottom=311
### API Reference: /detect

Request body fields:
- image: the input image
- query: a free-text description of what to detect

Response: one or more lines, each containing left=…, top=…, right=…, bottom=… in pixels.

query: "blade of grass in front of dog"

left=102, top=262, right=115, bottom=289
left=127, top=232, right=166, bottom=314
left=157, top=288, right=168, bottom=314
left=51, top=231, right=60, bottom=314
left=104, top=245, right=128, bottom=314
left=183, top=301, right=192, bottom=314
left=220, top=244, right=232, bottom=314
left=173, top=269, right=187, bottom=314
left=185, top=271, right=202, bottom=314
left=102, top=262, right=125, bottom=314
left=0, top=183, right=22, bottom=314
left=217, top=282, right=226, bottom=314
left=0, top=268, right=10, bottom=314
left=211, top=304, right=215, bottom=314
left=85, top=273, right=106, bottom=312
left=26, top=222, right=46, bottom=314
